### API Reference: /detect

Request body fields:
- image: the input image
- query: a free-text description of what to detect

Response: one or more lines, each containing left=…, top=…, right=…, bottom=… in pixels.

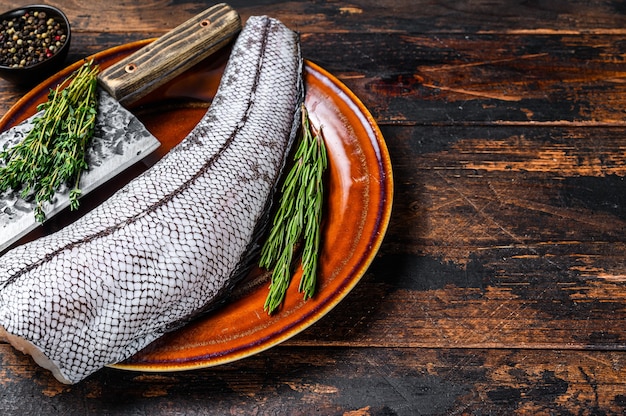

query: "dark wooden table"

left=3, top=0, right=626, bottom=414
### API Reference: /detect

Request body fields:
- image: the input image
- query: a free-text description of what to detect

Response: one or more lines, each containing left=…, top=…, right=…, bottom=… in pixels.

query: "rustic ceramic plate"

left=0, top=40, right=393, bottom=372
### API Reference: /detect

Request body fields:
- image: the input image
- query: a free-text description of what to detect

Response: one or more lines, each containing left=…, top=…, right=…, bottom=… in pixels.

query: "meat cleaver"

left=0, top=3, right=241, bottom=252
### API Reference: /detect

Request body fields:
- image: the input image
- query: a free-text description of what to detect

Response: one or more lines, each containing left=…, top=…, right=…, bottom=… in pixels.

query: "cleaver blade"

left=0, top=3, right=241, bottom=252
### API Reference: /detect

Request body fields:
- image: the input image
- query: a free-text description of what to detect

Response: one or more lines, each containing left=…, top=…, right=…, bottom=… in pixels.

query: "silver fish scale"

left=0, top=16, right=303, bottom=384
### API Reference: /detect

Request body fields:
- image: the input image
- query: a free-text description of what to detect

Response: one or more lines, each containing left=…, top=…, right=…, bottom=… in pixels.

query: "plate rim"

left=0, top=40, right=394, bottom=373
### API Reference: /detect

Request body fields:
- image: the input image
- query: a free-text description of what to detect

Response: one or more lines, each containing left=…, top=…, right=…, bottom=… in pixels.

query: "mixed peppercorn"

left=0, top=10, right=67, bottom=68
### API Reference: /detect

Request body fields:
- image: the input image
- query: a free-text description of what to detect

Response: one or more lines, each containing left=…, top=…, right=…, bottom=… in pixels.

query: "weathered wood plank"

left=2, top=0, right=626, bottom=34
left=0, top=117, right=625, bottom=350
left=385, top=125, right=626, bottom=252
left=286, top=124, right=626, bottom=349
left=304, top=33, right=626, bottom=125
left=1, top=1, right=626, bottom=414
left=2, top=63, right=625, bottom=347
left=2, top=344, right=626, bottom=415
left=5, top=32, right=626, bottom=126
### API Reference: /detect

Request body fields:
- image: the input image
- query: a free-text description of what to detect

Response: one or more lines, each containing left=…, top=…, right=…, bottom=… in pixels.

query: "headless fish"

left=0, top=16, right=303, bottom=384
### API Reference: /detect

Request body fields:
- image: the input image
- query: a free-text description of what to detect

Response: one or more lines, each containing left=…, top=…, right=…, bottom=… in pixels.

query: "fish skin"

left=0, top=16, right=303, bottom=384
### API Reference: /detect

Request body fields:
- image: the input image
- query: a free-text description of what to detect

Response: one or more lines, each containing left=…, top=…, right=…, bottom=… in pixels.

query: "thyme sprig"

left=0, top=60, right=100, bottom=222
left=260, top=104, right=328, bottom=314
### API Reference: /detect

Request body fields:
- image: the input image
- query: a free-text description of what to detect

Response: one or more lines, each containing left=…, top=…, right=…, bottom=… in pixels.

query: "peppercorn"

left=0, top=10, right=67, bottom=68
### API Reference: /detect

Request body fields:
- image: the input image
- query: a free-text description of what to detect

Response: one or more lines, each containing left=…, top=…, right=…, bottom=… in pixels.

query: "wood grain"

left=6, top=32, right=626, bottom=124
left=2, top=344, right=626, bottom=415
left=1, top=0, right=626, bottom=414
left=4, top=0, right=626, bottom=34
left=98, top=3, right=240, bottom=105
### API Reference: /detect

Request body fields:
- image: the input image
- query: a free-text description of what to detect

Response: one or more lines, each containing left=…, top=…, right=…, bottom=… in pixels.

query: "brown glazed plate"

left=0, top=40, right=393, bottom=372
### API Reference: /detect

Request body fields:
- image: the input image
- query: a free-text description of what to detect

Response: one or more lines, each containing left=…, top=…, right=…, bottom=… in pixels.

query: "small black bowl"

left=0, top=5, right=71, bottom=86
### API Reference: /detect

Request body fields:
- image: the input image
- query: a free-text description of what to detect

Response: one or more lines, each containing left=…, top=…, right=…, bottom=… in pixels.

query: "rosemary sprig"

left=0, top=60, right=100, bottom=222
left=260, top=104, right=328, bottom=314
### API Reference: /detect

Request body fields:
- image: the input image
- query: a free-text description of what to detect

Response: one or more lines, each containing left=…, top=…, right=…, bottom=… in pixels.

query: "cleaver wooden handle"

left=97, top=3, right=241, bottom=106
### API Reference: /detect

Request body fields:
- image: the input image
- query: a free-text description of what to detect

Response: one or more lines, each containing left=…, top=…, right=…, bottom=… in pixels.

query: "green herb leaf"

left=0, top=59, right=100, bottom=222
left=260, top=104, right=328, bottom=314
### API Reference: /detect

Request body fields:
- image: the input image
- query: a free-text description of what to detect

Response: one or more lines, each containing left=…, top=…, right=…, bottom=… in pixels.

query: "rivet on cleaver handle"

left=98, top=3, right=241, bottom=107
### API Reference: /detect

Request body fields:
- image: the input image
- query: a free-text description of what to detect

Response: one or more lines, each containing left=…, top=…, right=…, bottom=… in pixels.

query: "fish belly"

left=0, top=16, right=303, bottom=384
